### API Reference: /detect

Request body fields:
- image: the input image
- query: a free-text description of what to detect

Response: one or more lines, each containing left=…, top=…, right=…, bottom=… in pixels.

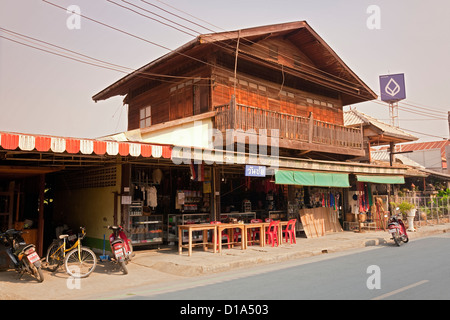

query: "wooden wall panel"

left=212, top=70, right=343, bottom=125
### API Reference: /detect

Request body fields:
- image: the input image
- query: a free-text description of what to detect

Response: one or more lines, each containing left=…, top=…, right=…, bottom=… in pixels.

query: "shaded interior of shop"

left=1, top=152, right=426, bottom=266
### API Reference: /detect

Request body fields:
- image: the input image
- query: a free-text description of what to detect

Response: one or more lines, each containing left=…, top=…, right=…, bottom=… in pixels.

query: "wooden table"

left=243, top=223, right=265, bottom=249
left=178, top=224, right=217, bottom=256
left=216, top=223, right=245, bottom=253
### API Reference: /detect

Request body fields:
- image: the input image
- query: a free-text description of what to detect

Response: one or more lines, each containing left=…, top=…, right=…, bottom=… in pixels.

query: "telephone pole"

left=448, top=111, right=450, bottom=139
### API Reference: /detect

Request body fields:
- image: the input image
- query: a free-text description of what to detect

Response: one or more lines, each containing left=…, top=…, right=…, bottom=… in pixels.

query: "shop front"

left=345, top=174, right=405, bottom=231
left=218, top=164, right=287, bottom=223
left=275, top=170, right=349, bottom=238
left=124, top=162, right=213, bottom=247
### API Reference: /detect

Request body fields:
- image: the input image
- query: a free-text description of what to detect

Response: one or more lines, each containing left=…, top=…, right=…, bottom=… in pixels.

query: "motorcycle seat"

left=14, top=243, right=35, bottom=255
left=388, top=222, right=399, bottom=227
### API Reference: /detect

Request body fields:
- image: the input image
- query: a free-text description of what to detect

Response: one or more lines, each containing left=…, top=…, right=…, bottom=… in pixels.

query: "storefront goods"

left=299, top=207, right=343, bottom=238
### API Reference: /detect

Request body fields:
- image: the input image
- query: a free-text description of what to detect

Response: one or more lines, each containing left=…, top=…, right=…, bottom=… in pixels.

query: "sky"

left=0, top=0, right=449, bottom=142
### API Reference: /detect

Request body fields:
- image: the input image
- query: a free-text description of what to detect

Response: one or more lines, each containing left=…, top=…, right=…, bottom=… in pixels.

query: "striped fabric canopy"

left=0, top=132, right=172, bottom=159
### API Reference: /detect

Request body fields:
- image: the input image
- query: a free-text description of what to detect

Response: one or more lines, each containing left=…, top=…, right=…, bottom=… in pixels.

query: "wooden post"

left=230, top=95, right=236, bottom=130
left=308, top=112, right=314, bottom=143
left=7, top=181, right=15, bottom=230
left=389, top=142, right=395, bottom=166
left=37, top=174, right=45, bottom=257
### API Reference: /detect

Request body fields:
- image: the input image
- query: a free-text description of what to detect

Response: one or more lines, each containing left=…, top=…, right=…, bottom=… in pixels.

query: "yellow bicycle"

left=45, top=227, right=97, bottom=278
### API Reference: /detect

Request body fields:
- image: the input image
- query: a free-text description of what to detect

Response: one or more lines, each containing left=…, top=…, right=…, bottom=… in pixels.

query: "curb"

left=146, top=225, right=450, bottom=277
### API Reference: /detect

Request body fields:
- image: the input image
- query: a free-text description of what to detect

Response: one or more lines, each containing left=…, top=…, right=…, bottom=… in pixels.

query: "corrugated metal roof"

left=344, top=109, right=417, bottom=143
left=396, top=140, right=450, bottom=169
left=371, top=149, right=424, bottom=168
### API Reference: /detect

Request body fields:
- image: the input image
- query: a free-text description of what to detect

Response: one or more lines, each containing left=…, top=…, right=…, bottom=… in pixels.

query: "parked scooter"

left=387, top=213, right=409, bottom=246
left=108, top=225, right=133, bottom=274
left=0, top=229, right=44, bottom=282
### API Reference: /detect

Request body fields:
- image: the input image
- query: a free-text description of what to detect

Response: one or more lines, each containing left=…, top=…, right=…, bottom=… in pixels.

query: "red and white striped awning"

left=0, top=132, right=172, bottom=159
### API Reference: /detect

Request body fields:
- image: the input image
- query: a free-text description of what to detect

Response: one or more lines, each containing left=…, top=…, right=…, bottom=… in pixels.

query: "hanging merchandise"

left=330, top=192, right=335, bottom=210
left=190, top=161, right=204, bottom=181
left=358, top=182, right=370, bottom=213
left=152, top=169, right=163, bottom=184
left=147, top=186, right=157, bottom=208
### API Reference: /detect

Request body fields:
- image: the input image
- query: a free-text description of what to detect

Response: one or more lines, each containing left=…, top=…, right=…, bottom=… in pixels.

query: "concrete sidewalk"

left=131, top=222, right=450, bottom=277
left=1, top=223, right=449, bottom=300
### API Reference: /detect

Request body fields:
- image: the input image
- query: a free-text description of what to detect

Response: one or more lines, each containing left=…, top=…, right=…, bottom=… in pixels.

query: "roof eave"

left=92, top=37, right=200, bottom=102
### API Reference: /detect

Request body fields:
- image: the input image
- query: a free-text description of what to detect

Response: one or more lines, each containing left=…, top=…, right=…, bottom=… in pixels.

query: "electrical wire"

left=147, top=0, right=449, bottom=122
left=0, top=27, right=212, bottom=85
left=41, top=0, right=222, bottom=76
left=152, top=0, right=364, bottom=89
left=37, top=0, right=448, bottom=133
left=113, top=0, right=368, bottom=94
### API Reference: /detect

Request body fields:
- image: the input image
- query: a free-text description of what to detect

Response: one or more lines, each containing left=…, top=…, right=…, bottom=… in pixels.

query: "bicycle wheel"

left=46, top=241, right=63, bottom=272
left=64, top=247, right=97, bottom=278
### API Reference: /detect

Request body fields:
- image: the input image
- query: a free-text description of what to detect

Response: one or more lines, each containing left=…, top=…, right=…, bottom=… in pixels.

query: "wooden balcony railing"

left=214, top=102, right=363, bottom=151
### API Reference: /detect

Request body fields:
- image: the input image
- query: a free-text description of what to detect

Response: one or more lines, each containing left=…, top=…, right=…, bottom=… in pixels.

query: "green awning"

left=275, top=170, right=296, bottom=185
left=329, top=173, right=351, bottom=188
left=293, top=171, right=315, bottom=186
left=276, top=170, right=350, bottom=188
left=356, top=175, right=405, bottom=184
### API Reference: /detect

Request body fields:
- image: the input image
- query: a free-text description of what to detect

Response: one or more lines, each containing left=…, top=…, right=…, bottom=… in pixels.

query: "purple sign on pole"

left=379, top=73, right=406, bottom=103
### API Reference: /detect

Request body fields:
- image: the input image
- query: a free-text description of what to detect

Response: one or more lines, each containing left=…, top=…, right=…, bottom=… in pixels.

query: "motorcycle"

left=108, top=225, right=133, bottom=274
left=387, top=214, right=409, bottom=246
left=0, top=229, right=44, bottom=282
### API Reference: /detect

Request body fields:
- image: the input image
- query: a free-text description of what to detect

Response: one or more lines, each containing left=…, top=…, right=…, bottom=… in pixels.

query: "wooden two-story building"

left=94, top=21, right=377, bottom=160
left=93, top=21, right=407, bottom=241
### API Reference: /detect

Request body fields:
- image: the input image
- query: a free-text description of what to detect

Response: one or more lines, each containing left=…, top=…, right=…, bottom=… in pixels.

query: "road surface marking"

left=372, top=280, right=429, bottom=300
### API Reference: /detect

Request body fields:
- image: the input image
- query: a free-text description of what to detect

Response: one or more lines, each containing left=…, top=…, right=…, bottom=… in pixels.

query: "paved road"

left=92, top=234, right=450, bottom=300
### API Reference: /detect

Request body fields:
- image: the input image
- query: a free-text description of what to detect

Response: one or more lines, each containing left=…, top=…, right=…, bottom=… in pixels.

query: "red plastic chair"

left=282, top=219, right=297, bottom=244
left=247, top=219, right=263, bottom=246
left=265, top=220, right=280, bottom=247
left=210, top=221, right=230, bottom=249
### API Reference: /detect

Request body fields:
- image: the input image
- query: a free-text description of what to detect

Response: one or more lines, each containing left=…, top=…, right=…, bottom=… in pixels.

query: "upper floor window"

left=140, top=106, right=151, bottom=128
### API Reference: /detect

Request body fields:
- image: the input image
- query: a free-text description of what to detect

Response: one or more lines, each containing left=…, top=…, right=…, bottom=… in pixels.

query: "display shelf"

left=129, top=215, right=163, bottom=245
left=167, top=213, right=210, bottom=243
left=220, top=212, right=255, bottom=223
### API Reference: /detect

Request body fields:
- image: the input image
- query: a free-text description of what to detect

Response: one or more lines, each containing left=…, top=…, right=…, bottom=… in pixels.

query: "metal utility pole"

left=448, top=111, right=450, bottom=139
left=389, top=102, right=399, bottom=128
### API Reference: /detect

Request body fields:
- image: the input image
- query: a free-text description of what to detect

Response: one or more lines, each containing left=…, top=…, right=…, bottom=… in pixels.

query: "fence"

left=397, top=196, right=450, bottom=226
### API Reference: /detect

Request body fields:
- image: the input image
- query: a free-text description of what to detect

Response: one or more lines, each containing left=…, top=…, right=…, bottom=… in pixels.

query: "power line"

left=399, top=127, right=448, bottom=140
left=371, top=99, right=447, bottom=120
left=0, top=27, right=211, bottom=85
left=41, top=0, right=220, bottom=74
left=402, top=99, right=448, bottom=113
left=359, top=100, right=448, bottom=139
left=106, top=0, right=199, bottom=37
left=119, top=0, right=367, bottom=94
left=40, top=0, right=442, bottom=123
left=142, top=0, right=216, bottom=34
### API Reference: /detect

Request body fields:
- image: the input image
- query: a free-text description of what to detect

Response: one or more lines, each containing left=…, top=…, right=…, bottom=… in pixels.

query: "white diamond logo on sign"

left=379, top=74, right=406, bottom=103
left=385, top=78, right=401, bottom=97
